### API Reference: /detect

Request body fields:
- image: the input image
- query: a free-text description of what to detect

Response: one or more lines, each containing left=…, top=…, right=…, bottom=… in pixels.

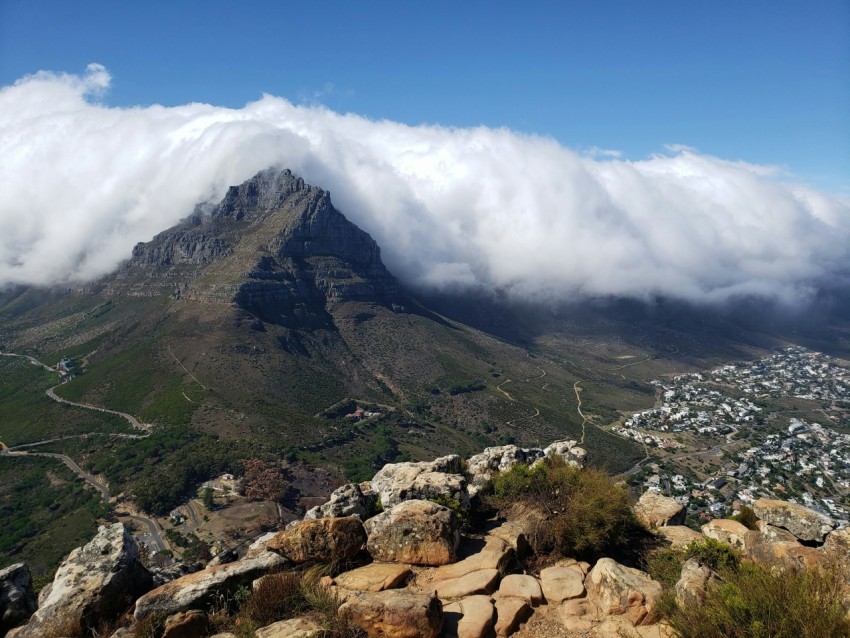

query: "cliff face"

left=106, top=168, right=402, bottom=327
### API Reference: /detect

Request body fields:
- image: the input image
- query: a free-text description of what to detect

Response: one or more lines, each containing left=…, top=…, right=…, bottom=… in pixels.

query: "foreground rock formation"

left=6, top=438, right=850, bottom=638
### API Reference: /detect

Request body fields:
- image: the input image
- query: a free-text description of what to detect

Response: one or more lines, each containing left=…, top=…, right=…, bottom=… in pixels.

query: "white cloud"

left=1, top=65, right=848, bottom=305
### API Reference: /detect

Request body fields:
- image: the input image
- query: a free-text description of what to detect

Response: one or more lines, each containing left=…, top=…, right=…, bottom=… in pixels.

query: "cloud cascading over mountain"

left=1, top=64, right=848, bottom=304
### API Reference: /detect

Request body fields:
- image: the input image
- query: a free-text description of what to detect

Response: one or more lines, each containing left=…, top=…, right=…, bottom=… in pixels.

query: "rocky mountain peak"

left=106, top=168, right=404, bottom=327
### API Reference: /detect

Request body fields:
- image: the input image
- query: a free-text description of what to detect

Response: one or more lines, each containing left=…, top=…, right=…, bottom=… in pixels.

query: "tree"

left=202, top=487, right=214, bottom=510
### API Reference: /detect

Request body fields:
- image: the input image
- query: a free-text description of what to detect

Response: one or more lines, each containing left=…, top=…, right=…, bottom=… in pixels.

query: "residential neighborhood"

left=616, top=347, right=850, bottom=526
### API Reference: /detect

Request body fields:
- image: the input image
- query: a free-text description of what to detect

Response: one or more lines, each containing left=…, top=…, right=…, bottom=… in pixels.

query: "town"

left=615, top=346, right=850, bottom=526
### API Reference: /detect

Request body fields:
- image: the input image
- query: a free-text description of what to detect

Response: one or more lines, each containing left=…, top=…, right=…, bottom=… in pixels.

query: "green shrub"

left=662, top=561, right=850, bottom=638
left=729, top=505, right=759, bottom=531
left=646, top=539, right=740, bottom=588
left=430, top=494, right=472, bottom=531
left=487, top=457, right=644, bottom=562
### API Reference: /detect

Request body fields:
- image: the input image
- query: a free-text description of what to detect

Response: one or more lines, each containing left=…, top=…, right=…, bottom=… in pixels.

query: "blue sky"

left=1, top=0, right=847, bottom=191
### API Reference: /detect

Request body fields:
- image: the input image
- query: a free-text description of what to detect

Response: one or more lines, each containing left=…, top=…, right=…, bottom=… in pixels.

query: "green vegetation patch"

left=0, top=457, right=105, bottom=575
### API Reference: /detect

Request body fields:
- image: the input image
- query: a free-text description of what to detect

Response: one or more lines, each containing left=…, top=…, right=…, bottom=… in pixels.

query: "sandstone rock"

left=466, top=446, right=544, bottom=496
left=255, top=617, right=325, bottom=638
left=675, top=558, right=717, bottom=608
left=267, top=517, right=366, bottom=564
left=0, top=563, right=36, bottom=635
left=245, top=531, right=279, bottom=558
left=334, top=563, right=411, bottom=592
left=494, top=574, right=543, bottom=605
left=370, top=456, right=468, bottom=510
left=493, top=596, right=530, bottom=637
left=432, top=536, right=514, bottom=581
left=134, top=550, right=285, bottom=620
left=150, top=562, right=202, bottom=587
left=701, top=519, right=750, bottom=551
left=442, top=595, right=495, bottom=638
left=304, top=482, right=378, bottom=521
left=657, top=525, right=703, bottom=548
left=752, top=498, right=835, bottom=543
left=339, top=590, right=442, bottom=638
left=755, top=520, right=799, bottom=543
left=824, top=527, right=850, bottom=559
left=634, top=492, right=686, bottom=528
left=747, top=541, right=828, bottom=571
left=435, top=569, right=501, bottom=599
left=486, top=520, right=531, bottom=559
left=540, top=565, right=585, bottom=603
left=14, top=523, right=153, bottom=638
left=365, top=500, right=459, bottom=566
left=585, top=558, right=662, bottom=626
left=161, top=609, right=209, bottom=638
left=543, top=440, right=587, bottom=466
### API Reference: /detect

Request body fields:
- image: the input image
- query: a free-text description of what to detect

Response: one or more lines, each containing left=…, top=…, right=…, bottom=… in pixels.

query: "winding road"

left=0, top=351, right=164, bottom=551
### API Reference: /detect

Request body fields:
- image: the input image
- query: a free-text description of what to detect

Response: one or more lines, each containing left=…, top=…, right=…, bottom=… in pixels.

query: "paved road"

left=1, top=446, right=110, bottom=504
left=0, top=351, right=163, bottom=550
left=121, top=513, right=166, bottom=552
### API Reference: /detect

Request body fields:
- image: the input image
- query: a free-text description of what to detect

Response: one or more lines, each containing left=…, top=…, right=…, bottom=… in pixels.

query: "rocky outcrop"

left=656, top=525, right=703, bottom=548
left=752, top=499, right=835, bottom=543
left=134, top=550, right=285, bottom=620
left=465, top=441, right=585, bottom=498
left=0, top=563, right=36, bottom=635
left=365, top=500, right=459, bottom=566
left=585, top=558, right=662, bottom=627
left=634, top=491, right=686, bottom=528
left=493, top=596, right=531, bottom=637
left=701, top=519, right=750, bottom=551
left=339, top=590, right=443, bottom=638
left=161, top=609, right=209, bottom=638
left=370, top=456, right=468, bottom=510
left=675, top=558, right=717, bottom=608
left=334, top=563, right=411, bottom=592
left=303, top=482, right=378, bottom=521
left=266, top=517, right=366, bottom=564
left=494, top=574, right=544, bottom=606
left=12, top=523, right=152, bottom=638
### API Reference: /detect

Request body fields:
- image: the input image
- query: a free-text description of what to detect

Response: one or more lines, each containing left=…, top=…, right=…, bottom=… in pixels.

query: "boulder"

left=266, top=516, right=366, bottom=564
left=585, top=558, right=662, bottom=626
left=442, top=595, right=495, bottom=638
left=539, top=565, right=585, bottom=603
left=755, top=520, right=799, bottom=544
left=493, top=574, right=543, bottom=606
left=747, top=541, right=829, bottom=571
left=370, top=456, right=468, bottom=510
left=334, top=563, right=411, bottom=592
left=0, top=563, right=36, bottom=635
left=255, top=617, right=325, bottom=638
left=675, top=558, right=717, bottom=608
left=161, top=609, right=209, bottom=638
left=493, top=596, right=530, bottom=637
left=246, top=531, right=279, bottom=558
left=435, top=569, right=501, bottom=599
left=304, top=482, right=378, bottom=521
left=656, top=525, right=703, bottom=548
left=432, top=536, right=514, bottom=581
left=365, top=500, right=459, bottom=566
left=752, top=499, right=835, bottom=543
left=134, top=550, right=285, bottom=620
left=339, top=590, right=443, bottom=638
left=13, top=523, right=153, bottom=638
left=634, top=492, right=686, bottom=528
left=701, top=519, right=750, bottom=551
left=824, top=527, right=850, bottom=559
left=466, top=446, right=544, bottom=496
left=543, top=440, right=587, bottom=466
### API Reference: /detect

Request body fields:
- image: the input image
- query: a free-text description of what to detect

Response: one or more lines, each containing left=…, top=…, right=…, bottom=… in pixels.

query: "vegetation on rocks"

left=487, top=456, right=646, bottom=562
left=646, top=538, right=740, bottom=587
